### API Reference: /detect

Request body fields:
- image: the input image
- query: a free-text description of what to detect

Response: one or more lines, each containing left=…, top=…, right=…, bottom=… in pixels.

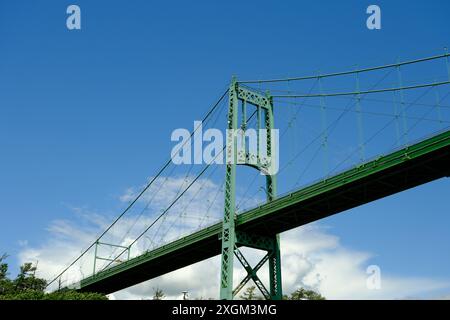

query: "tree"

left=0, top=254, right=107, bottom=300
left=0, top=254, right=13, bottom=295
left=152, top=287, right=165, bottom=300
left=0, top=254, right=8, bottom=279
left=240, top=286, right=262, bottom=300
left=14, top=262, right=47, bottom=292
left=288, top=288, right=325, bottom=300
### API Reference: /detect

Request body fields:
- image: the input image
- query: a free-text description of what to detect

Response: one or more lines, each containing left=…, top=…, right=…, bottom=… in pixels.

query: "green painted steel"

left=220, top=78, right=238, bottom=299
left=76, top=129, right=450, bottom=294
left=263, top=91, right=282, bottom=300
left=220, top=79, right=282, bottom=300
left=238, top=129, right=450, bottom=226
left=233, top=252, right=269, bottom=297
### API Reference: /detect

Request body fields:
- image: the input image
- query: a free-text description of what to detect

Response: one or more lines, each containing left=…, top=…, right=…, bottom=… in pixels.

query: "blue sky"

left=1, top=1, right=449, bottom=298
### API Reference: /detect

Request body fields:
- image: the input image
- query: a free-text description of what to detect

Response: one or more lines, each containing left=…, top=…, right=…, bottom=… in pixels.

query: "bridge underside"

left=78, top=130, right=450, bottom=294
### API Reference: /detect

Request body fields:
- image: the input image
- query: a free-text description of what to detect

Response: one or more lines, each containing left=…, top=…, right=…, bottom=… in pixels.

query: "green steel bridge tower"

left=220, top=77, right=282, bottom=300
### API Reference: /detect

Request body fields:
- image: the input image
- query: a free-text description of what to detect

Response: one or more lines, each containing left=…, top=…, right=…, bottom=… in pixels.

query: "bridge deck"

left=77, top=130, right=450, bottom=294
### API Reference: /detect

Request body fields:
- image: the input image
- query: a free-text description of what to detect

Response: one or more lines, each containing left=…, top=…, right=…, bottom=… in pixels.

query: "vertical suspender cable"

left=396, top=59, right=409, bottom=145
left=355, top=66, right=365, bottom=162
left=318, top=74, right=329, bottom=177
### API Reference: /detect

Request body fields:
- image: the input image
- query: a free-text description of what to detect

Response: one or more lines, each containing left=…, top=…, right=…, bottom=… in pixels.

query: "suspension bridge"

left=47, top=51, right=450, bottom=299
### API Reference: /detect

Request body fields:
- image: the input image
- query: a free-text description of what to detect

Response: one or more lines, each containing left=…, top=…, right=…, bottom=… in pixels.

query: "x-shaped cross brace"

left=232, top=245, right=271, bottom=300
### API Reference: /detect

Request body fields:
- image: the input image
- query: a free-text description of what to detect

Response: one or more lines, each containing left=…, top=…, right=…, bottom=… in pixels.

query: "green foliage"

left=0, top=290, right=108, bottom=300
left=13, top=262, right=47, bottom=292
left=238, top=285, right=325, bottom=301
left=0, top=254, right=13, bottom=295
left=286, top=288, right=326, bottom=300
left=0, top=254, right=107, bottom=300
left=0, top=254, right=8, bottom=280
left=44, top=291, right=108, bottom=300
left=0, top=290, right=45, bottom=300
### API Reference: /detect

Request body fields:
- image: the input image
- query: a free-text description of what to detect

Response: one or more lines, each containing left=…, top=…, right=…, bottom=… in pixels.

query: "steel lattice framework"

left=220, top=78, right=282, bottom=300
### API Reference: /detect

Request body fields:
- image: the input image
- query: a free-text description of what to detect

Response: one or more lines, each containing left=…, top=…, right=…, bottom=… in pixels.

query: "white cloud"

left=280, top=227, right=450, bottom=299
left=16, top=176, right=450, bottom=299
